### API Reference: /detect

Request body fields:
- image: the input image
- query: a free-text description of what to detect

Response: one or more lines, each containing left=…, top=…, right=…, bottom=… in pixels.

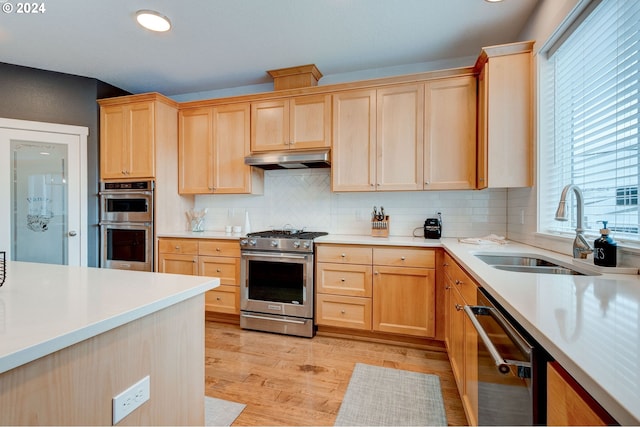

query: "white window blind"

left=540, top=0, right=640, bottom=241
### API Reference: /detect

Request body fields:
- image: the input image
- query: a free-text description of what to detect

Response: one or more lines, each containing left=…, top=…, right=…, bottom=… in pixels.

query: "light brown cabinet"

left=316, top=245, right=373, bottom=330
left=157, top=238, right=241, bottom=314
left=332, top=84, right=424, bottom=192
left=179, top=103, right=263, bottom=194
left=547, top=362, right=614, bottom=426
left=250, top=94, right=331, bottom=152
left=316, top=244, right=436, bottom=338
left=99, top=94, right=178, bottom=180
left=443, top=252, right=478, bottom=426
left=424, top=76, right=477, bottom=190
left=475, top=41, right=533, bottom=188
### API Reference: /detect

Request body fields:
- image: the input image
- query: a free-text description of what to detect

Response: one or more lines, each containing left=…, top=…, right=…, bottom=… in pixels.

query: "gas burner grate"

left=247, top=230, right=328, bottom=239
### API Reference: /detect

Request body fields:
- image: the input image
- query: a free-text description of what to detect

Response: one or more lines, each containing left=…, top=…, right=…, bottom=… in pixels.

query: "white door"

left=0, top=118, right=87, bottom=266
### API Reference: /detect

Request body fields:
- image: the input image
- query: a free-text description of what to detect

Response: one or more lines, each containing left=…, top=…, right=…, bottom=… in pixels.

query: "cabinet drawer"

left=157, top=253, right=198, bottom=275
left=316, top=294, right=371, bottom=330
left=205, top=285, right=240, bottom=314
left=199, top=240, right=240, bottom=257
left=444, top=252, right=477, bottom=304
left=199, top=256, right=240, bottom=286
left=316, top=245, right=373, bottom=264
left=373, top=247, right=435, bottom=268
left=316, top=263, right=372, bottom=297
left=158, top=238, right=198, bottom=255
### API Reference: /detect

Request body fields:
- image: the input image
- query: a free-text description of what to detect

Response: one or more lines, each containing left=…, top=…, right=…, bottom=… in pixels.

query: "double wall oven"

left=99, top=181, right=154, bottom=271
left=239, top=230, right=327, bottom=338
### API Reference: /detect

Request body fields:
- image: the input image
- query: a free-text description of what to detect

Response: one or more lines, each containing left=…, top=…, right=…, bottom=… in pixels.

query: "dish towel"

left=458, top=234, right=508, bottom=245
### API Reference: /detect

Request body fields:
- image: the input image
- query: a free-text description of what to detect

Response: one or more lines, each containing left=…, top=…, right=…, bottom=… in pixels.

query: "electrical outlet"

left=112, top=375, right=150, bottom=424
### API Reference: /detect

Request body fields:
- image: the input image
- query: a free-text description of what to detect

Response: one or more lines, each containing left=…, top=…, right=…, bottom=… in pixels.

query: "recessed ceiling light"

left=136, top=10, right=171, bottom=32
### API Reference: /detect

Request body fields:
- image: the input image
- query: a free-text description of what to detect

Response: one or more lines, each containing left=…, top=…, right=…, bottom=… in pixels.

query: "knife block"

left=371, top=216, right=390, bottom=237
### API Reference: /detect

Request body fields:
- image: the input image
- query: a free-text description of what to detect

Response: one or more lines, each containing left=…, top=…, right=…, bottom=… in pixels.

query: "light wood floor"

left=204, top=321, right=468, bottom=426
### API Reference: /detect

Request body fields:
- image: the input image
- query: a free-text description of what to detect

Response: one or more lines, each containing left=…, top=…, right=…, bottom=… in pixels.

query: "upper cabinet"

left=332, top=83, right=424, bottom=192
left=424, top=76, right=477, bottom=190
left=250, top=94, right=331, bottom=152
left=179, top=103, right=263, bottom=194
left=475, top=41, right=534, bottom=189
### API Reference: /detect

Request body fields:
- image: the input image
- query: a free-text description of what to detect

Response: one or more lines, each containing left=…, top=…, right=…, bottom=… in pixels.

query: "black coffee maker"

left=424, top=212, right=442, bottom=239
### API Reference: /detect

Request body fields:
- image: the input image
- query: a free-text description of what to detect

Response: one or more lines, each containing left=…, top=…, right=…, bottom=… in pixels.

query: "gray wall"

left=0, top=62, right=129, bottom=266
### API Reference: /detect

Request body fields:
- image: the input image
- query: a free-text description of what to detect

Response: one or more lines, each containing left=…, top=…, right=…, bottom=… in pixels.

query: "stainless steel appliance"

left=464, top=288, right=548, bottom=425
left=99, top=181, right=154, bottom=271
left=239, top=229, right=328, bottom=338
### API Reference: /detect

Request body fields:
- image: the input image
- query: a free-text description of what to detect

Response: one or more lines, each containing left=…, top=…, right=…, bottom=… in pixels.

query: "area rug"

left=204, top=396, right=246, bottom=426
left=334, top=363, right=448, bottom=426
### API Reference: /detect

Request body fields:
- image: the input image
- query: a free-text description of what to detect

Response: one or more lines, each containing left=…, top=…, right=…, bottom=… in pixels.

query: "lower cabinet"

left=157, top=238, right=240, bottom=314
left=443, top=251, right=478, bottom=426
left=547, top=362, right=614, bottom=426
left=315, top=244, right=436, bottom=338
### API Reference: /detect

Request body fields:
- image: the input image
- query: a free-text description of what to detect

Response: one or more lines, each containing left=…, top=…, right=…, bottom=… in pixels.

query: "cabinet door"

left=127, top=101, right=155, bottom=179
left=424, top=76, right=476, bottom=190
left=199, top=255, right=240, bottom=286
left=372, top=265, right=435, bottom=337
left=331, top=89, right=377, bottom=191
left=100, top=104, right=127, bottom=179
left=205, top=285, right=240, bottom=314
left=449, top=286, right=465, bottom=393
left=290, top=94, right=331, bottom=149
left=251, top=99, right=289, bottom=152
left=547, top=362, right=612, bottom=426
left=376, top=84, right=424, bottom=191
left=479, top=51, right=533, bottom=188
left=157, top=253, right=198, bottom=275
left=212, top=103, right=253, bottom=193
left=179, top=107, right=214, bottom=193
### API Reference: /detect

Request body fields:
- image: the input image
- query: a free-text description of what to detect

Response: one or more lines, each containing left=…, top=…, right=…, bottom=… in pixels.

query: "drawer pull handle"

left=341, top=253, right=346, bottom=258
left=341, top=310, right=346, bottom=314
left=401, top=256, right=406, bottom=261
left=216, top=297, right=221, bottom=301
left=216, top=248, right=221, bottom=252
left=341, top=278, right=346, bottom=282
left=216, top=268, right=221, bottom=273
left=175, top=245, right=180, bottom=249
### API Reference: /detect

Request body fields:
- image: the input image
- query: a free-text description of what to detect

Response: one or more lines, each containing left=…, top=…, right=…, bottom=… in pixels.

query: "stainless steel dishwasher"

left=464, top=288, right=548, bottom=425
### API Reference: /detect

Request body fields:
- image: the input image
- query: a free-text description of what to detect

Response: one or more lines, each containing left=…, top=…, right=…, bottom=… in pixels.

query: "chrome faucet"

left=555, top=184, right=593, bottom=259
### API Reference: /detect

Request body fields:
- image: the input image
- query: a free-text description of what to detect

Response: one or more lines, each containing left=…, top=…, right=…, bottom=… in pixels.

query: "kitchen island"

left=0, top=261, right=219, bottom=425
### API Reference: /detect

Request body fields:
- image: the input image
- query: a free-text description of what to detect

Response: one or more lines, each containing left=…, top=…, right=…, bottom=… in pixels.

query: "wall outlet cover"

left=112, top=375, right=150, bottom=424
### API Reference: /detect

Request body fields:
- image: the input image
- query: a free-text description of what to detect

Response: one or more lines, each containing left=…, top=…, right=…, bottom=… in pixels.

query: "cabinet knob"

left=216, top=247, right=221, bottom=252
left=455, top=279, right=463, bottom=285
left=216, top=268, right=221, bottom=273
left=341, top=310, right=346, bottom=314
left=425, top=181, right=430, bottom=185
left=340, top=278, right=346, bottom=282
left=400, top=256, right=406, bottom=261
left=443, top=262, right=449, bottom=267
left=374, top=271, right=379, bottom=275
left=175, top=245, right=180, bottom=249
left=445, top=285, right=451, bottom=290
left=455, top=304, right=463, bottom=311
left=341, top=253, right=346, bottom=258
left=216, top=297, right=221, bottom=301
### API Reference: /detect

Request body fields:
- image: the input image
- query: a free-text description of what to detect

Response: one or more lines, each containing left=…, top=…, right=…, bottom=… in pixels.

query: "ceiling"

left=0, top=0, right=539, bottom=97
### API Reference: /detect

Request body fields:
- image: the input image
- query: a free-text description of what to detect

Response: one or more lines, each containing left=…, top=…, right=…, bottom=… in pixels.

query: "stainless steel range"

left=239, top=229, right=328, bottom=338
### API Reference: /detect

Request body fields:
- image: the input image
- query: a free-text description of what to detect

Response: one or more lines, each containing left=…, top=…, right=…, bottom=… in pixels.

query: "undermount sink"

left=475, top=253, right=599, bottom=276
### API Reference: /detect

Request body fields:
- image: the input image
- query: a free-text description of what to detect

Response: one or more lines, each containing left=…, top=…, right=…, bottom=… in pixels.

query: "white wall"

left=192, top=169, right=507, bottom=239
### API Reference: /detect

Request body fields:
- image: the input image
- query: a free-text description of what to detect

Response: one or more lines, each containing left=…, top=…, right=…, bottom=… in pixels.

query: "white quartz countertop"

left=157, top=231, right=242, bottom=240
left=0, top=262, right=219, bottom=375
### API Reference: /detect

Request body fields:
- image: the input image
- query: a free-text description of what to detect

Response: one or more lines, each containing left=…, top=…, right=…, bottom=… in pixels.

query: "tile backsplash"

left=195, top=169, right=507, bottom=238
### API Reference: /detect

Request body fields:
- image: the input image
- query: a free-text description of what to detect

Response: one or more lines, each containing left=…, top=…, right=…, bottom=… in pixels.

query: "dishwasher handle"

left=464, top=305, right=531, bottom=375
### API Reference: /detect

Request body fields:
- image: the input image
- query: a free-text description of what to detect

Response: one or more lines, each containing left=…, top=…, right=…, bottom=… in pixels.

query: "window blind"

left=540, top=0, right=640, bottom=240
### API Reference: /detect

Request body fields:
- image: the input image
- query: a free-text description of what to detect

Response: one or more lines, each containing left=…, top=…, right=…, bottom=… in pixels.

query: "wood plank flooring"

left=204, top=321, right=468, bottom=426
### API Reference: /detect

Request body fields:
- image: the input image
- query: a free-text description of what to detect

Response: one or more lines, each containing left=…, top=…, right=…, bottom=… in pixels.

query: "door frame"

left=0, top=118, right=88, bottom=266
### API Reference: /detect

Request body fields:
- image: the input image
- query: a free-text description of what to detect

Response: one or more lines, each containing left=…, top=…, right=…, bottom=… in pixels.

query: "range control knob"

left=249, top=239, right=257, bottom=246
left=271, top=240, right=279, bottom=247
left=240, top=239, right=248, bottom=246
left=303, top=241, right=311, bottom=249
left=293, top=241, right=301, bottom=248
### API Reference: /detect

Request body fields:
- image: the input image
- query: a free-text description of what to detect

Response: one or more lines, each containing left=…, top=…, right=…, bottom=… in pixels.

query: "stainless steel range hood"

left=244, top=149, right=330, bottom=169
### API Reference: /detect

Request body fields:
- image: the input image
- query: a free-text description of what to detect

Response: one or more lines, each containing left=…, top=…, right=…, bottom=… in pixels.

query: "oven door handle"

left=463, top=305, right=531, bottom=375
left=241, top=313, right=307, bottom=325
left=242, top=252, right=309, bottom=260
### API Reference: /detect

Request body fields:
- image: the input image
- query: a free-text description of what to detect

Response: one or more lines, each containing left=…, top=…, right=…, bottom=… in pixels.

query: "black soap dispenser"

left=594, top=221, right=617, bottom=267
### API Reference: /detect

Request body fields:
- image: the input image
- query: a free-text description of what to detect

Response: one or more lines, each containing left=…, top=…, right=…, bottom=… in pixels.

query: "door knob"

left=68, top=230, right=77, bottom=237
